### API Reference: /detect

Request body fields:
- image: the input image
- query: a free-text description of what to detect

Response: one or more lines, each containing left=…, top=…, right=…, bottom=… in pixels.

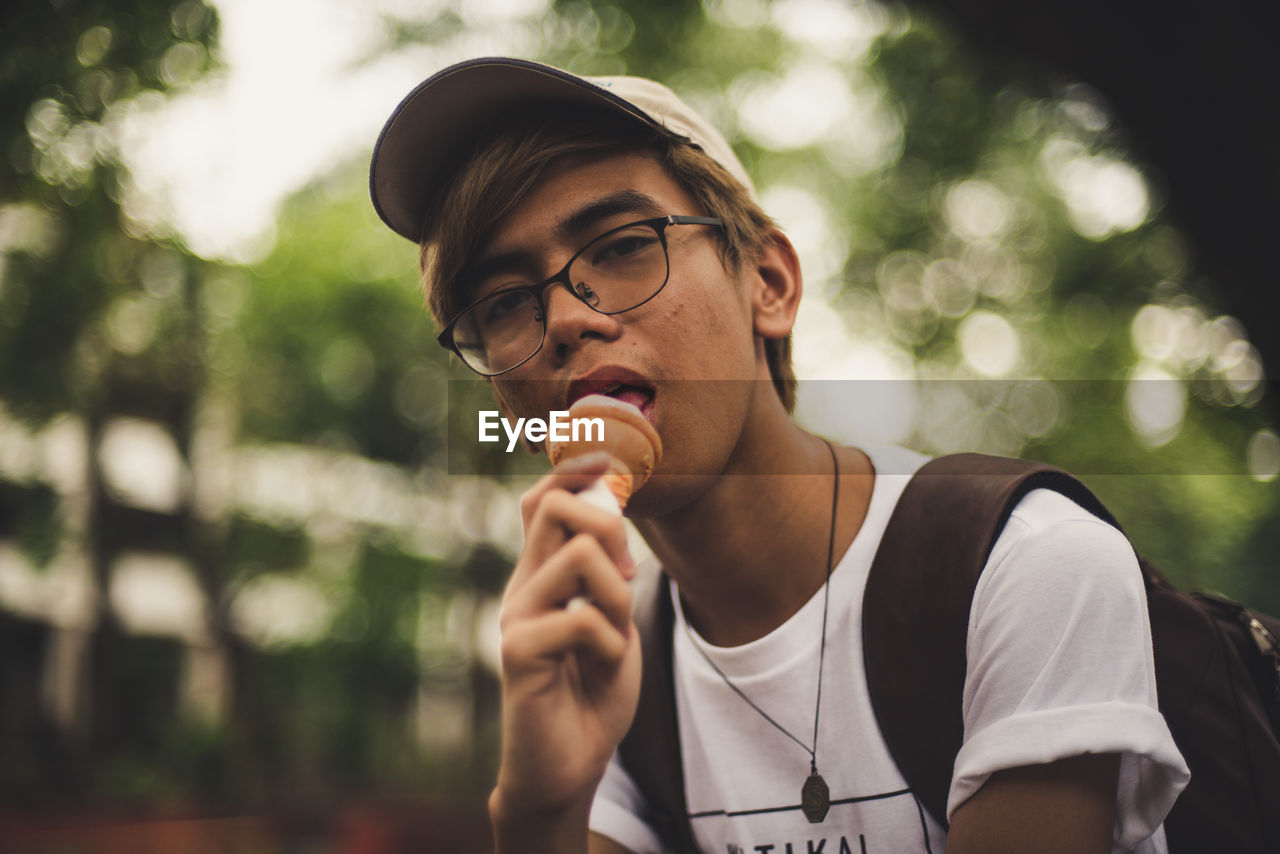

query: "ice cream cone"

left=546, top=394, right=662, bottom=510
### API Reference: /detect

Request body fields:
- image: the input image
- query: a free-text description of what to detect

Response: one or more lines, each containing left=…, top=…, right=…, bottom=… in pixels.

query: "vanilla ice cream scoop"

left=546, top=394, right=662, bottom=513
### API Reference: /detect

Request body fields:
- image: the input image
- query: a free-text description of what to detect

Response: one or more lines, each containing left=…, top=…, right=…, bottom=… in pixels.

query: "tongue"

left=610, top=386, right=651, bottom=411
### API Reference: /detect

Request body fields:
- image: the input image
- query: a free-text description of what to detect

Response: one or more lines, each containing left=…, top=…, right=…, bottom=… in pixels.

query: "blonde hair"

left=420, top=107, right=796, bottom=412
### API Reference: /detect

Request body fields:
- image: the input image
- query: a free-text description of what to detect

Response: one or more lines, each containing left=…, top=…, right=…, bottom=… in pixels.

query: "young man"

left=370, top=58, right=1188, bottom=853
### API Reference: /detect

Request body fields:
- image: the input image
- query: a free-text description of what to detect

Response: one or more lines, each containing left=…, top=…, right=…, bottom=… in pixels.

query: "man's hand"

left=490, top=453, right=643, bottom=854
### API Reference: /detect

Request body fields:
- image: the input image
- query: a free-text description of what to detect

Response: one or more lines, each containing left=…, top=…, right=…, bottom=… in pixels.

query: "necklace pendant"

left=801, top=772, right=830, bottom=823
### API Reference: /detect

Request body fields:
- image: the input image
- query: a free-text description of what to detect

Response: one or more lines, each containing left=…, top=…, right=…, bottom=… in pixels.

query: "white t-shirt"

left=589, top=446, right=1190, bottom=853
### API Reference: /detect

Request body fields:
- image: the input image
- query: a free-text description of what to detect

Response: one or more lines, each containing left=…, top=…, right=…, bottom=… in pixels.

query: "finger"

left=528, top=489, right=634, bottom=572
left=501, top=604, right=631, bottom=672
left=519, top=452, right=613, bottom=527
left=511, top=489, right=634, bottom=592
left=504, top=534, right=633, bottom=633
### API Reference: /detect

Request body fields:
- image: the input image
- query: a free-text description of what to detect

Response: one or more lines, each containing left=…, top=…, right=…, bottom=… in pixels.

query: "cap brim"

left=370, top=57, right=668, bottom=242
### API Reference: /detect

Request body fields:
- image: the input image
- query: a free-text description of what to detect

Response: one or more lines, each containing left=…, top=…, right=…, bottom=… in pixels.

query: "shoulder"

left=1004, top=486, right=1118, bottom=534
left=969, top=486, right=1146, bottom=645
left=984, top=487, right=1140, bottom=590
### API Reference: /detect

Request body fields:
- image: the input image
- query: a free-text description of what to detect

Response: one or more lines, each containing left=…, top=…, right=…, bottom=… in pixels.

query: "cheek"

left=491, top=378, right=552, bottom=421
left=673, top=287, right=756, bottom=369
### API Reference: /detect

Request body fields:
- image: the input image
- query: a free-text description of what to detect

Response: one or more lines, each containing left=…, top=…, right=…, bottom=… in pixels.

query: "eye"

left=480, top=289, right=533, bottom=326
left=474, top=277, right=531, bottom=301
left=589, top=228, right=661, bottom=266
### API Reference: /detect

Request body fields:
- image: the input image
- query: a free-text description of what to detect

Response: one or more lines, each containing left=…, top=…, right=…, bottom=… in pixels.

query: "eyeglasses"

left=437, top=215, right=723, bottom=376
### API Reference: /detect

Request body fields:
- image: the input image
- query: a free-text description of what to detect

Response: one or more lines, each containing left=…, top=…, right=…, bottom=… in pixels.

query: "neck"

left=634, top=395, right=874, bottom=647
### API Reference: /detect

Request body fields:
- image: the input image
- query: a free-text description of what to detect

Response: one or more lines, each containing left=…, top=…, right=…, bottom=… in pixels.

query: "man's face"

left=472, top=151, right=774, bottom=514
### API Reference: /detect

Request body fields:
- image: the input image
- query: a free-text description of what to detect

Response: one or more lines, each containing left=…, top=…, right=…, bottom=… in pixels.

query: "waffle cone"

left=546, top=395, right=662, bottom=509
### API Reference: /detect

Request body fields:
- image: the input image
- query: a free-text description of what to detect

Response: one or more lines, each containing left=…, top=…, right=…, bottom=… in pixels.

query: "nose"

left=540, top=280, right=622, bottom=362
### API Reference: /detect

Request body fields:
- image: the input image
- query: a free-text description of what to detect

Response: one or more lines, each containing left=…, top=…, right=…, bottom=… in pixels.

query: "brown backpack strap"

left=617, top=560, right=702, bottom=853
left=862, top=452, right=1118, bottom=829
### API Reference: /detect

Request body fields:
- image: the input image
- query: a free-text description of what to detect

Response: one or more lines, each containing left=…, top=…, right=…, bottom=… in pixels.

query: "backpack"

left=618, top=453, right=1280, bottom=853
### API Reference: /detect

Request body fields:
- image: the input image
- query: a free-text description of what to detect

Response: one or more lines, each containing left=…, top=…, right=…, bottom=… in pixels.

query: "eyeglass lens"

left=450, top=222, right=671, bottom=375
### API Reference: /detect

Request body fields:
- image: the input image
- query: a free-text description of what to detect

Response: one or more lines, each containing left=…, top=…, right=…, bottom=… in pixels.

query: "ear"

left=750, top=228, right=803, bottom=340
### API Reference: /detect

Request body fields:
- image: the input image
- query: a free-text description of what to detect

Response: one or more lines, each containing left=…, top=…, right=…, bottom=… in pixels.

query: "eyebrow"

left=555, top=190, right=663, bottom=241
left=464, top=190, right=664, bottom=291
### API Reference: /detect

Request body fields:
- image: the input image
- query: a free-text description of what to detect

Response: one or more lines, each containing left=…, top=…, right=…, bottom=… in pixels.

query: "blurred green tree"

left=0, top=0, right=226, bottom=806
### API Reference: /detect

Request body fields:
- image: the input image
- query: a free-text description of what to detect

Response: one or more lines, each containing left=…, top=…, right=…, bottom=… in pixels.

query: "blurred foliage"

left=0, top=0, right=1277, bottom=839
left=0, top=481, right=63, bottom=567
left=224, top=514, right=310, bottom=577
left=227, top=168, right=445, bottom=465
left=0, top=0, right=217, bottom=423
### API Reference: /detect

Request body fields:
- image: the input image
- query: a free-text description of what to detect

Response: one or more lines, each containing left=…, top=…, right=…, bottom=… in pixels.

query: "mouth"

left=567, top=369, right=657, bottom=419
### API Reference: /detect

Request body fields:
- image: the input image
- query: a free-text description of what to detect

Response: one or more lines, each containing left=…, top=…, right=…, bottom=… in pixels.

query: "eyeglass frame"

left=436, top=214, right=724, bottom=376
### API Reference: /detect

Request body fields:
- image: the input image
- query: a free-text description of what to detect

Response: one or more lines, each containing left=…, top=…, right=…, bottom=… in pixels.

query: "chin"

left=625, top=473, right=720, bottom=521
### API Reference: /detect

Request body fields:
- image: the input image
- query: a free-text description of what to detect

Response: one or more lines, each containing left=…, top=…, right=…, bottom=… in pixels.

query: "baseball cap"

left=369, top=56, right=756, bottom=242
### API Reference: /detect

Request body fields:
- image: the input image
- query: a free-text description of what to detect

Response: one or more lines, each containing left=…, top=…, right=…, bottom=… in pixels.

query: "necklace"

left=682, top=438, right=840, bottom=824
